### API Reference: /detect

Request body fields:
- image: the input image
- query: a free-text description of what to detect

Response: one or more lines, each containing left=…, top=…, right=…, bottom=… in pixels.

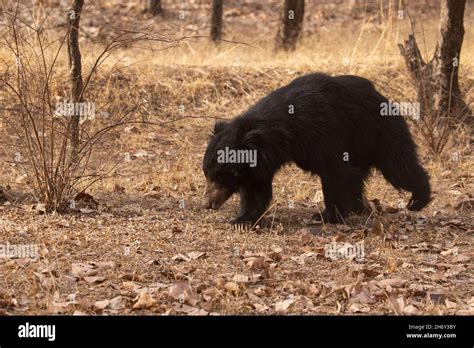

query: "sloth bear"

left=202, top=73, right=431, bottom=225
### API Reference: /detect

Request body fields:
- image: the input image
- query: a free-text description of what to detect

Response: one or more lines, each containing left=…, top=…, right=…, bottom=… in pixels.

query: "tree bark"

left=275, top=0, right=305, bottom=51
left=210, top=0, right=224, bottom=43
left=149, top=0, right=162, bottom=15
left=67, top=0, right=84, bottom=161
left=399, top=0, right=471, bottom=127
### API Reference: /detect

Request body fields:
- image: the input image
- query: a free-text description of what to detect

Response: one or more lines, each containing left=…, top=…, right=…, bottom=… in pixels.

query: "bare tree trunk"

left=275, top=0, right=305, bottom=51
left=210, top=0, right=224, bottom=43
left=432, top=0, right=468, bottom=125
left=399, top=0, right=471, bottom=129
left=149, top=0, right=162, bottom=15
left=67, top=0, right=84, bottom=161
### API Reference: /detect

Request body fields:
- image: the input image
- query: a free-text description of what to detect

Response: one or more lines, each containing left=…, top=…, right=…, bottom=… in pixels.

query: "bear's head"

left=202, top=120, right=260, bottom=210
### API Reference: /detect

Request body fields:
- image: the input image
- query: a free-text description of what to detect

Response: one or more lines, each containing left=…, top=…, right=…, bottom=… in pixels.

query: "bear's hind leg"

left=378, top=152, right=431, bottom=211
left=351, top=169, right=370, bottom=215
left=351, top=178, right=366, bottom=215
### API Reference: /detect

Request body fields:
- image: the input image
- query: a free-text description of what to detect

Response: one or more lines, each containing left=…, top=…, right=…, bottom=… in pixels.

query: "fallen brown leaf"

left=133, top=289, right=157, bottom=310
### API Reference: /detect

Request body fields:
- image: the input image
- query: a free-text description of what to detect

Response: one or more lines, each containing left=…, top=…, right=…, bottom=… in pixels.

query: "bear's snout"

left=203, top=179, right=234, bottom=210
left=204, top=200, right=222, bottom=210
left=202, top=196, right=220, bottom=210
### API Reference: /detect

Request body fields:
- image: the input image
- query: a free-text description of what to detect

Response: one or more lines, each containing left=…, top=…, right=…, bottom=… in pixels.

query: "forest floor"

left=0, top=0, right=473, bottom=315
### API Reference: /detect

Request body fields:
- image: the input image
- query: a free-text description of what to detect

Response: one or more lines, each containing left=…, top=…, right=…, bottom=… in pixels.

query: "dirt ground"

left=0, top=0, right=473, bottom=315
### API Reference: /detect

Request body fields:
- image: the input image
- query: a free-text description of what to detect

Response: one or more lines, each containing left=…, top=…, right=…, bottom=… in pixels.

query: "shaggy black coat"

left=203, top=73, right=431, bottom=224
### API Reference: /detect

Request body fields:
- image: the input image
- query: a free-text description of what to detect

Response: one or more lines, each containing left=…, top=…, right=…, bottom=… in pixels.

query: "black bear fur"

left=203, top=73, right=431, bottom=225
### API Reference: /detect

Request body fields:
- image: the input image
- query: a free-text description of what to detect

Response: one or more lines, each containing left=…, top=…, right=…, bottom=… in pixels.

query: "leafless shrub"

left=0, top=2, right=184, bottom=211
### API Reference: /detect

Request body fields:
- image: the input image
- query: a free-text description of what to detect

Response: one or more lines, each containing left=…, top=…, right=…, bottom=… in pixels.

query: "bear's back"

left=242, top=73, right=383, bottom=123
left=243, top=73, right=339, bottom=118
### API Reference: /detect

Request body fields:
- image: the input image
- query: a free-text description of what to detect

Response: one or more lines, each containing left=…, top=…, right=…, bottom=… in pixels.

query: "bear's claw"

left=231, top=221, right=253, bottom=232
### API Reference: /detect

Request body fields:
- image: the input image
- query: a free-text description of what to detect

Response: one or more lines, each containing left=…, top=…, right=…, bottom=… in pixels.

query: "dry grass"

left=0, top=0, right=472, bottom=315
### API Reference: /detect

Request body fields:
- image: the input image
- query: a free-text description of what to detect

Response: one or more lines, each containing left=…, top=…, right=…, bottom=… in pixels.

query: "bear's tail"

left=377, top=127, right=431, bottom=211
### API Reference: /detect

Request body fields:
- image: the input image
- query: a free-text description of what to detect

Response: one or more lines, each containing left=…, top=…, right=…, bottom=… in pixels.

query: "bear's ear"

left=213, top=121, right=229, bottom=135
left=242, top=129, right=265, bottom=149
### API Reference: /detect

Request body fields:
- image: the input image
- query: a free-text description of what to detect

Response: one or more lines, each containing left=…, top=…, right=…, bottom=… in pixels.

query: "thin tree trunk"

left=275, top=0, right=305, bottom=51
left=399, top=0, right=471, bottom=127
left=432, top=0, right=468, bottom=125
left=149, top=0, right=162, bottom=15
left=67, top=0, right=84, bottom=161
left=210, top=0, right=224, bottom=43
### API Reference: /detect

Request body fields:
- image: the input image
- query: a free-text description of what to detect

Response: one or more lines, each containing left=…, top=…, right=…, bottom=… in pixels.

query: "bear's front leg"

left=314, top=173, right=354, bottom=223
left=230, top=178, right=273, bottom=228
